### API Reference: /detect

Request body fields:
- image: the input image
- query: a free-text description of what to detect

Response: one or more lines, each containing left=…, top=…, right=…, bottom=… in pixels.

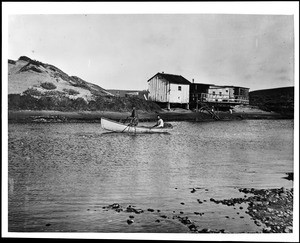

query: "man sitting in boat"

left=127, top=106, right=139, bottom=126
left=152, top=115, right=164, bottom=128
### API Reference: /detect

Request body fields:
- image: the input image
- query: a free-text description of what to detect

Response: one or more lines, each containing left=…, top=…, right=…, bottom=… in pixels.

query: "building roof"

left=192, top=82, right=249, bottom=90
left=147, top=72, right=191, bottom=85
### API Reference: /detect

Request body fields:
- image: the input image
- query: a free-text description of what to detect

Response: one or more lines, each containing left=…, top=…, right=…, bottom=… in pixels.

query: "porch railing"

left=199, top=93, right=249, bottom=104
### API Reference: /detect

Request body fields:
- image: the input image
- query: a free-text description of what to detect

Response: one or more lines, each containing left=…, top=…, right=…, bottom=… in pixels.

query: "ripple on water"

left=8, top=120, right=294, bottom=232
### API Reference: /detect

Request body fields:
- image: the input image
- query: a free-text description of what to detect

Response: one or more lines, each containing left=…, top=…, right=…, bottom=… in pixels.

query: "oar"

left=121, top=124, right=130, bottom=133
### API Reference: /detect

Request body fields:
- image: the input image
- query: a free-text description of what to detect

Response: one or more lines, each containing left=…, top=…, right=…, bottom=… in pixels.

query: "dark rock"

left=127, top=219, right=134, bottom=224
left=110, top=203, right=120, bottom=209
left=147, top=208, right=154, bottom=212
left=263, top=227, right=272, bottom=233
left=126, top=207, right=135, bottom=213
left=129, top=215, right=134, bottom=219
left=180, top=211, right=184, bottom=214
left=180, top=217, right=191, bottom=225
left=160, top=215, right=167, bottom=218
left=180, top=202, right=185, bottom=205
left=126, top=206, right=143, bottom=214
left=134, top=209, right=144, bottom=214
left=254, top=220, right=261, bottom=226
left=284, top=172, right=293, bottom=181
left=45, top=223, right=51, bottom=226
left=284, top=226, right=293, bottom=233
left=155, top=219, right=160, bottom=223
left=188, top=224, right=197, bottom=231
left=191, top=188, right=196, bottom=193
left=199, top=228, right=210, bottom=233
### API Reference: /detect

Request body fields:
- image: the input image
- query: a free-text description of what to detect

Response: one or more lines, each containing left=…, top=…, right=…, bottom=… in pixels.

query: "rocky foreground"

left=211, top=187, right=293, bottom=233
left=102, top=187, right=293, bottom=233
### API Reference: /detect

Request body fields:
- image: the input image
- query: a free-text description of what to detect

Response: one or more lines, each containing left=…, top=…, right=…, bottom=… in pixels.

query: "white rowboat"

left=101, top=117, right=171, bottom=134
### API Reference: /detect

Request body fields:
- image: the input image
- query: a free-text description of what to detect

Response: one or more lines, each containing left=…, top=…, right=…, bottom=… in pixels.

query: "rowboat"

left=101, top=117, right=171, bottom=134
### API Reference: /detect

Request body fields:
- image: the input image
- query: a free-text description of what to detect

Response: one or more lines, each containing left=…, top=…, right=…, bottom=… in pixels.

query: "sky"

left=6, top=3, right=298, bottom=92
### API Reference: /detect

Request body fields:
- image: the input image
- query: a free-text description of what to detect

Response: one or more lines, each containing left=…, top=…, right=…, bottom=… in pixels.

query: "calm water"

left=8, top=120, right=294, bottom=233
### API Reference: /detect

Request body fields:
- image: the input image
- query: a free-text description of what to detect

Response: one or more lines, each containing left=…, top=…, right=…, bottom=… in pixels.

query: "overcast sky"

left=7, top=6, right=296, bottom=92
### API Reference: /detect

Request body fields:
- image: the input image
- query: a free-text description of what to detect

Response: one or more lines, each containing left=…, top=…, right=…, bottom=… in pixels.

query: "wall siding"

left=169, top=83, right=190, bottom=103
left=148, top=76, right=169, bottom=102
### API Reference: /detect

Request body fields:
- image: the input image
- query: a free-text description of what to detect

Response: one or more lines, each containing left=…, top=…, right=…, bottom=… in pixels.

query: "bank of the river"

left=8, top=107, right=288, bottom=123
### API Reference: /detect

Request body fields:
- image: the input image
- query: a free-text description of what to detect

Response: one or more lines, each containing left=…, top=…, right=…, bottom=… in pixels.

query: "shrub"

left=8, top=59, right=16, bottom=65
left=8, top=94, right=22, bottom=109
left=23, top=88, right=43, bottom=97
left=19, top=56, right=32, bottom=62
left=41, top=82, right=56, bottom=90
left=71, top=97, right=88, bottom=110
left=44, top=90, right=65, bottom=96
left=19, top=63, right=43, bottom=73
left=63, top=88, right=80, bottom=96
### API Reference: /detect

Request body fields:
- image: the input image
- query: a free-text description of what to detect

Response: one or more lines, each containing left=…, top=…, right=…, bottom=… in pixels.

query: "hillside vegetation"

left=249, top=87, right=294, bottom=117
left=8, top=56, right=161, bottom=112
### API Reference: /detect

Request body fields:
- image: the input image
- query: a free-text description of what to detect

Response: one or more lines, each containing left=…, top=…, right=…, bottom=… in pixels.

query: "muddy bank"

left=8, top=109, right=289, bottom=123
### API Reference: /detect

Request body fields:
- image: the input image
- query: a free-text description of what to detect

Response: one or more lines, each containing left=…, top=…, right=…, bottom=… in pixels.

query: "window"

left=219, top=92, right=222, bottom=96
left=212, top=91, right=215, bottom=95
left=178, top=86, right=181, bottom=91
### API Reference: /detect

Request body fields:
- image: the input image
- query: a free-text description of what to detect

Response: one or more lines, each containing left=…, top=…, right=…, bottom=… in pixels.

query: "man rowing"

left=152, top=115, right=164, bottom=128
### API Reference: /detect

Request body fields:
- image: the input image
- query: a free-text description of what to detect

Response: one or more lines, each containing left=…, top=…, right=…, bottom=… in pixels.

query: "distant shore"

left=8, top=107, right=291, bottom=123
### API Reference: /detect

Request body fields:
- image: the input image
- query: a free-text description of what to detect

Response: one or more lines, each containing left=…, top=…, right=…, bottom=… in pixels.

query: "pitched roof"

left=147, top=72, right=191, bottom=85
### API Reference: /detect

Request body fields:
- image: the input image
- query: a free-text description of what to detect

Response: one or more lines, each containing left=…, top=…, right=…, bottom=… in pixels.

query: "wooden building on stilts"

left=147, top=72, right=191, bottom=110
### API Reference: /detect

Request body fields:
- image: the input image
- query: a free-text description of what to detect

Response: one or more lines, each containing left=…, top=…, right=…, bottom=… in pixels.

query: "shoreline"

left=8, top=109, right=292, bottom=123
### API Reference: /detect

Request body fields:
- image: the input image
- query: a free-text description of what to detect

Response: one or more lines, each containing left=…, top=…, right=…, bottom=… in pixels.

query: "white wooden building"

left=147, top=72, right=191, bottom=109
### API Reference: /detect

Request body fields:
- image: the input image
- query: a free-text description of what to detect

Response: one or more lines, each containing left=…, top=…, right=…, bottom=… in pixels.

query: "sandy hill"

left=8, top=56, right=113, bottom=101
left=8, top=56, right=162, bottom=113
